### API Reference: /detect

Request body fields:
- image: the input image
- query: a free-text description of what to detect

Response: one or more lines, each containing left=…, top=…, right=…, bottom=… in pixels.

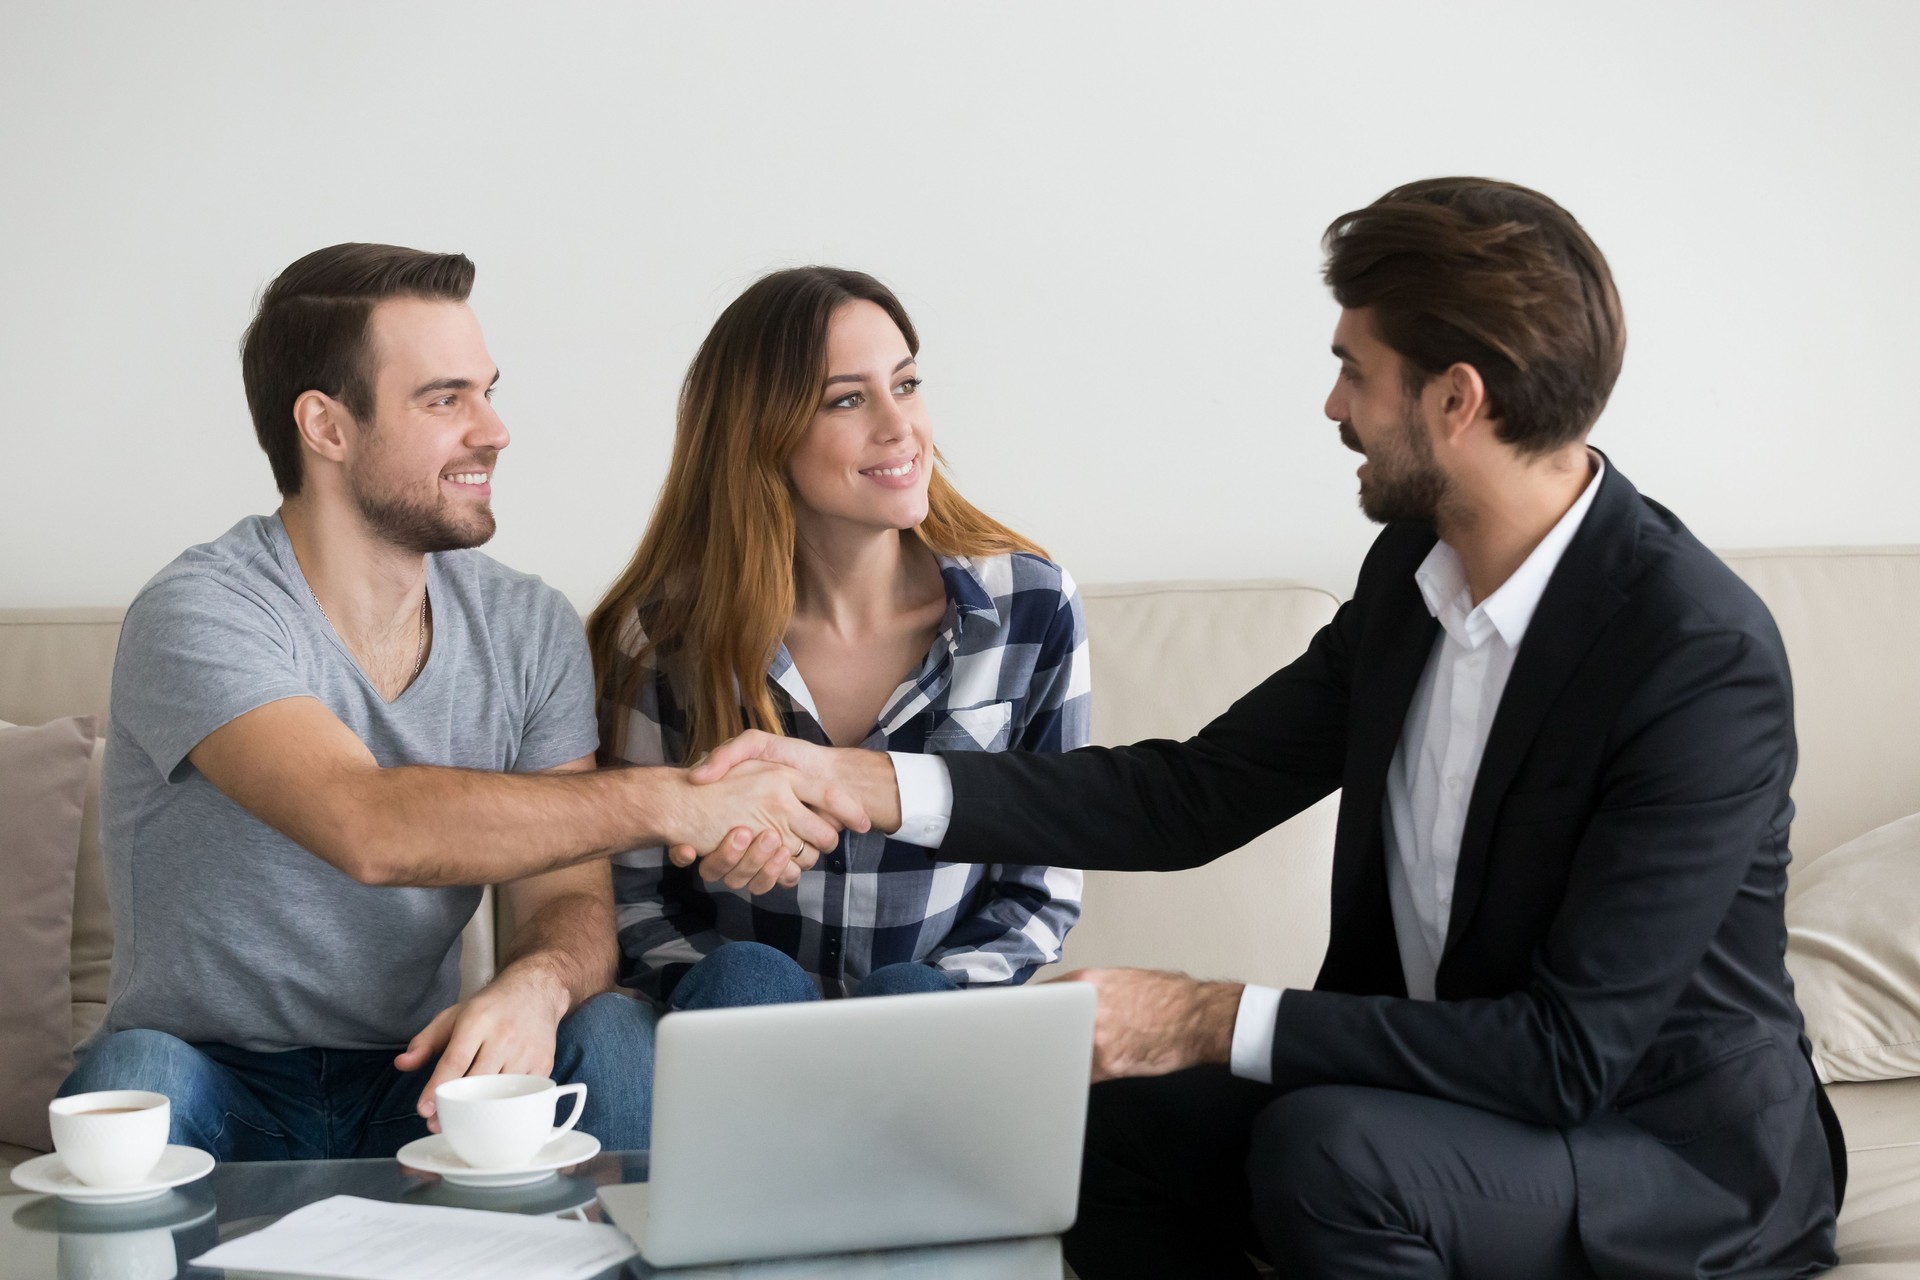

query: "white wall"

left=4, top=1, right=1917, bottom=610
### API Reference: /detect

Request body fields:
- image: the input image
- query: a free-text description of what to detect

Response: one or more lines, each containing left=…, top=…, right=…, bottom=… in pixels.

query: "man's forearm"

left=494, top=889, right=617, bottom=1016
left=338, top=765, right=688, bottom=887
left=837, top=750, right=904, bottom=834
left=1187, top=980, right=1244, bottom=1067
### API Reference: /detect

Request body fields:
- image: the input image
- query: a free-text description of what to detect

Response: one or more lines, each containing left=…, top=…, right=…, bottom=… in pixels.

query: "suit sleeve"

left=940, top=590, right=1357, bottom=873
left=1267, top=626, right=1792, bottom=1127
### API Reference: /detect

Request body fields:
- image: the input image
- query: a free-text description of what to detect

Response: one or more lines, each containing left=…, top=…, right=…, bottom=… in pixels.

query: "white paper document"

left=190, top=1194, right=636, bottom=1280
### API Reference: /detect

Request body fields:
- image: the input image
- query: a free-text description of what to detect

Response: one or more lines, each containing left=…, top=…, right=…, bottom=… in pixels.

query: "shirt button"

left=1445, top=776, right=1462, bottom=793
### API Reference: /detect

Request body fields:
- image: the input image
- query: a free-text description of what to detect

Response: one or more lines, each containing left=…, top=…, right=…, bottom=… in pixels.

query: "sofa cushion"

left=1787, top=813, right=1920, bottom=1083
left=70, top=729, right=111, bottom=1047
left=1825, top=1079, right=1920, bottom=1274
left=0, top=716, right=97, bottom=1151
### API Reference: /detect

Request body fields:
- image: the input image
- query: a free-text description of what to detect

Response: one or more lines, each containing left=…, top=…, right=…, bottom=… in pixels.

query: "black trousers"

left=1063, top=1067, right=1600, bottom=1280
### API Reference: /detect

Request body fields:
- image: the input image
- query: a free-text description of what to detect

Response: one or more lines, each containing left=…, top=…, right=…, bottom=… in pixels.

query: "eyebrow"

left=824, top=355, right=917, bottom=387
left=1331, top=344, right=1358, bottom=364
left=413, top=369, right=501, bottom=397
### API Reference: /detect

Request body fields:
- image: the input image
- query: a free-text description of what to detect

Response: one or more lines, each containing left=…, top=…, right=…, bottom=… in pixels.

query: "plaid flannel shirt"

left=604, top=552, right=1090, bottom=1000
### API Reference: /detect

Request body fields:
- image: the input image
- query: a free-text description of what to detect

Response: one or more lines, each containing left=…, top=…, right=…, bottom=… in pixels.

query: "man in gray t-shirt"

left=62, top=244, right=863, bottom=1161
left=101, top=513, right=597, bottom=1054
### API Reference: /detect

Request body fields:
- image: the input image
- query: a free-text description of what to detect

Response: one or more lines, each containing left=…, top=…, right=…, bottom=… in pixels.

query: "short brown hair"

left=240, top=243, right=475, bottom=495
left=1322, top=178, right=1625, bottom=453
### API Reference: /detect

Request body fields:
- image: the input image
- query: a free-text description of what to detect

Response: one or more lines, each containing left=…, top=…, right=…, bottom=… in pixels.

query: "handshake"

left=659, top=731, right=903, bottom=895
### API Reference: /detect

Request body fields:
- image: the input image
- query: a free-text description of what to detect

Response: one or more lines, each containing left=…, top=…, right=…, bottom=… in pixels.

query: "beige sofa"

left=3, top=548, right=1918, bottom=1273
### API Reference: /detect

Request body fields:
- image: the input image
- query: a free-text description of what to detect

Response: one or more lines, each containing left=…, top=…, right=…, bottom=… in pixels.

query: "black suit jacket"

left=941, top=460, right=1841, bottom=1279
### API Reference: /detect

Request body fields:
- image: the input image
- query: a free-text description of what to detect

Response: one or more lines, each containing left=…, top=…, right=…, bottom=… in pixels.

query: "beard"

left=1356, top=401, right=1452, bottom=525
left=348, top=453, right=496, bottom=555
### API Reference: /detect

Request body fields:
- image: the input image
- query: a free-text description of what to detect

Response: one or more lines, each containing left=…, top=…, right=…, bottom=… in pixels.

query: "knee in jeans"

left=675, top=942, right=813, bottom=1008
left=858, top=962, right=958, bottom=997
left=705, top=942, right=804, bottom=981
left=554, top=991, right=657, bottom=1088
left=557, top=993, right=655, bottom=1056
left=63, top=1029, right=233, bottom=1147
left=63, top=1029, right=207, bottom=1097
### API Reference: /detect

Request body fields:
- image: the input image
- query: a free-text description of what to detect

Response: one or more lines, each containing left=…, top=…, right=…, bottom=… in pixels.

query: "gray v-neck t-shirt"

left=98, top=514, right=598, bottom=1052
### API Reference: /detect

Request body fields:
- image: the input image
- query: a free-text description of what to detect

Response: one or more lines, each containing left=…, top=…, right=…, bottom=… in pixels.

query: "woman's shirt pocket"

left=926, top=701, right=1014, bottom=752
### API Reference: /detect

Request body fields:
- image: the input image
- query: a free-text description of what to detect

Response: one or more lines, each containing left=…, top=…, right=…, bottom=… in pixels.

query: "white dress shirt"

left=890, top=751, right=955, bottom=848
left=890, top=456, right=1606, bottom=1084
left=1234, top=455, right=1604, bottom=1080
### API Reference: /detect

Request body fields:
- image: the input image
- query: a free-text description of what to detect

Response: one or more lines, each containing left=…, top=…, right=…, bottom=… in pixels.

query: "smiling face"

left=344, top=297, right=509, bottom=553
left=1325, top=306, right=1452, bottom=524
left=785, top=299, right=933, bottom=535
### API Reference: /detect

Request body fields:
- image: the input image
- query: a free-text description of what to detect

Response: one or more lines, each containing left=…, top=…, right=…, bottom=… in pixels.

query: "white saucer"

left=9, top=1145, right=215, bottom=1204
left=396, top=1129, right=601, bottom=1187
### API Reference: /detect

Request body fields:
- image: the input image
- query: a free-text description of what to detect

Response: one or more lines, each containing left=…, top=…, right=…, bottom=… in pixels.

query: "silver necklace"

left=310, top=587, right=429, bottom=679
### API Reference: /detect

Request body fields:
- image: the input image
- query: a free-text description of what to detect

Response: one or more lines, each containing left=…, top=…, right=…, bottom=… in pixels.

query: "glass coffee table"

left=2, top=1150, right=1064, bottom=1278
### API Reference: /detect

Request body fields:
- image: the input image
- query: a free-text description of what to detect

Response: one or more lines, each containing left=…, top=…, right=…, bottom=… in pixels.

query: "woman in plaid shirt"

left=586, top=267, right=1088, bottom=1012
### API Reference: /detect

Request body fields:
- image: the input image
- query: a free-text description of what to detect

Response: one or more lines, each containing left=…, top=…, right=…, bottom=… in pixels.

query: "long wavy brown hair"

left=587, top=266, right=1043, bottom=759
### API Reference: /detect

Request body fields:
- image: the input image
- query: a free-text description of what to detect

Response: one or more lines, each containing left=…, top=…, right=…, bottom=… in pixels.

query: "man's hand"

left=676, top=731, right=903, bottom=887
left=1057, top=967, right=1244, bottom=1083
left=688, top=728, right=839, bottom=784
left=398, top=965, right=571, bottom=1130
left=667, top=756, right=871, bottom=893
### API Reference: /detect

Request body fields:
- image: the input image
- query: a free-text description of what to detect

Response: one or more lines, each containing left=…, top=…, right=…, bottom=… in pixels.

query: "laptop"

left=597, top=981, right=1096, bottom=1267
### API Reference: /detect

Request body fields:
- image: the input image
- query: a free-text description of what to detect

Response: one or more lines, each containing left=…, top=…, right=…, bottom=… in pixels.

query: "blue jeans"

left=61, top=992, right=655, bottom=1160
left=670, top=942, right=960, bottom=1009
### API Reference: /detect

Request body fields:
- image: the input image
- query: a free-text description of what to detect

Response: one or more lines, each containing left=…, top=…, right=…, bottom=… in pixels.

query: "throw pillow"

left=71, top=728, right=112, bottom=1046
left=1787, top=812, right=1920, bottom=1083
left=0, top=715, right=98, bottom=1150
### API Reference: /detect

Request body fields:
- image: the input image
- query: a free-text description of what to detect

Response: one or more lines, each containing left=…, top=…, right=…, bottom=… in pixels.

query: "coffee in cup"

left=433, top=1075, right=587, bottom=1170
left=47, top=1091, right=170, bottom=1188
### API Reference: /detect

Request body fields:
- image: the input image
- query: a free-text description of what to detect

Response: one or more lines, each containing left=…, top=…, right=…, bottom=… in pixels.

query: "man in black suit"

left=683, top=178, right=1842, bottom=1279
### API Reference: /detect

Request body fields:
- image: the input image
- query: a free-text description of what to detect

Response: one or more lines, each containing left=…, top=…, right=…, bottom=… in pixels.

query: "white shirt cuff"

left=886, top=751, right=953, bottom=848
left=1230, top=984, right=1283, bottom=1084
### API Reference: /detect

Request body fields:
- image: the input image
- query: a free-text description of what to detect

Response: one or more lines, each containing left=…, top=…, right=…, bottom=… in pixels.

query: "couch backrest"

left=0, top=608, right=119, bottom=726
left=0, top=608, right=499, bottom=1010
left=1057, top=582, right=1342, bottom=988
left=1717, top=549, right=1920, bottom=868
left=5, top=543, right=1917, bottom=1005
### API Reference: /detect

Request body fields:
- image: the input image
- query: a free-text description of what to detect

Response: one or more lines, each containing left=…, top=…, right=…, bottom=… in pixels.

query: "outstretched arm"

left=188, top=696, right=864, bottom=886
left=688, top=595, right=1360, bottom=877
left=116, top=574, right=865, bottom=890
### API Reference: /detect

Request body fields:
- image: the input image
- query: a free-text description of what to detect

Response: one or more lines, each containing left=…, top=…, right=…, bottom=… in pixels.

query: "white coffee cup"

left=433, top=1075, right=587, bottom=1170
left=47, top=1091, right=170, bottom=1188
